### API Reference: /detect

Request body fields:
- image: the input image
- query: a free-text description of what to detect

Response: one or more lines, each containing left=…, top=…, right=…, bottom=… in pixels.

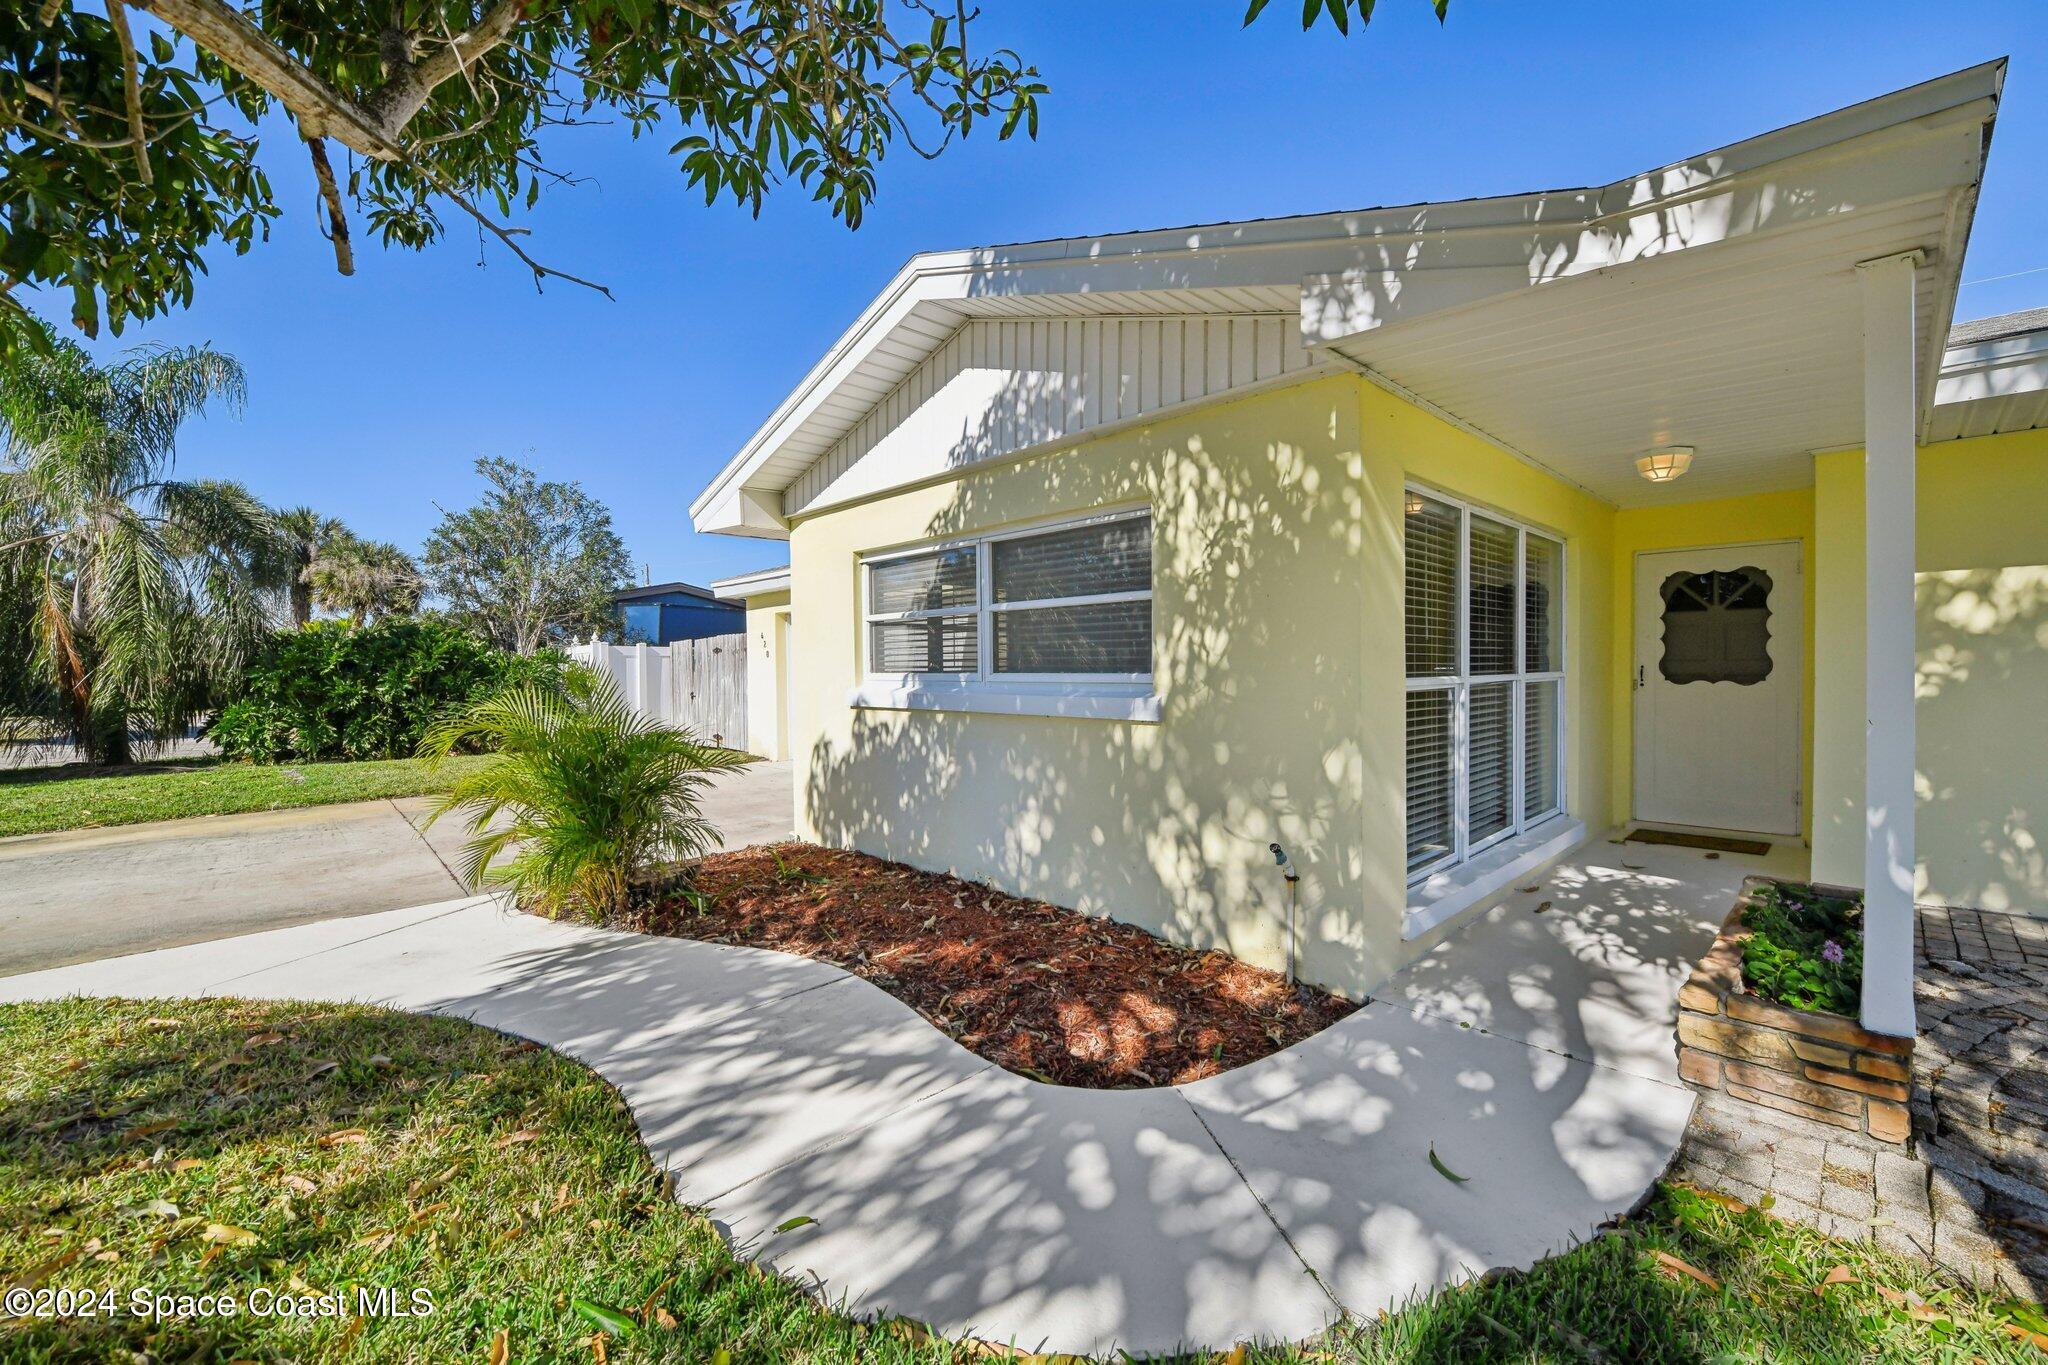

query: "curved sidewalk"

left=0, top=836, right=1802, bottom=1357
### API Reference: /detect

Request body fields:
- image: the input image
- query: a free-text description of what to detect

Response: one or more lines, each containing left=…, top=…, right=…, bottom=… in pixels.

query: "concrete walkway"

left=0, top=761, right=794, bottom=975
left=0, top=833, right=1799, bottom=1357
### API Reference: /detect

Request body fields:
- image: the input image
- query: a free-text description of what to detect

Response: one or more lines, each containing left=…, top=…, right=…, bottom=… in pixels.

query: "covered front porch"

left=1340, top=61, right=2027, bottom=1041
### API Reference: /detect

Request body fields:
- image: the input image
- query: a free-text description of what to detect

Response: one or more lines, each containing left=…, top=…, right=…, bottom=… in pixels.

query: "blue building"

left=613, top=581, right=743, bottom=645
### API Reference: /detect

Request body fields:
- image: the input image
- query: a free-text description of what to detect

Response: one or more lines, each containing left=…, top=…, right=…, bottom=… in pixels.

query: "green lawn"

left=4, top=998, right=2042, bottom=1363
left=0, top=756, right=493, bottom=838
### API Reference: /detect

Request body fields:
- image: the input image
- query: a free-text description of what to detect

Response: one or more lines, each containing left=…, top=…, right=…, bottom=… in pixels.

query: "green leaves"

left=1739, top=882, right=1864, bottom=1016
left=420, top=457, right=631, bottom=657
left=1246, top=0, right=1433, bottom=31
left=4, top=0, right=1054, bottom=329
left=419, top=663, right=754, bottom=919
left=0, top=339, right=268, bottom=761
left=571, top=1297, right=638, bottom=1336
left=1, top=6, right=277, bottom=348
left=209, top=618, right=562, bottom=764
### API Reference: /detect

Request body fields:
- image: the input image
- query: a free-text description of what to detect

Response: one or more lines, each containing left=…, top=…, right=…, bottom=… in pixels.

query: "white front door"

left=1632, top=541, right=1802, bottom=835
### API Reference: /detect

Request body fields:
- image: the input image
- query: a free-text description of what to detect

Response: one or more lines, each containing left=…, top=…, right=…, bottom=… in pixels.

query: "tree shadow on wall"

left=804, top=382, right=1404, bottom=995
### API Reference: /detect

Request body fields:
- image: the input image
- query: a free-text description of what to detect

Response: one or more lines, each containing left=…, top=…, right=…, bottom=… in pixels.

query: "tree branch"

left=303, top=133, right=355, bottom=276
left=360, top=1, right=526, bottom=134
left=432, top=176, right=613, bottom=299
left=134, top=0, right=407, bottom=158
left=136, top=0, right=535, bottom=162
left=105, top=0, right=154, bottom=184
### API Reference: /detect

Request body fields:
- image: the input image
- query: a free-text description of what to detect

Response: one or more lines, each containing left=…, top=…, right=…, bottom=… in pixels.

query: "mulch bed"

left=622, top=842, right=1357, bottom=1089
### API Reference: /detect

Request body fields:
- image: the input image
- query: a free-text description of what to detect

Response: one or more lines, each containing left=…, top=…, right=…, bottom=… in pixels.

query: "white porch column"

left=1856, top=251, right=1921, bottom=1038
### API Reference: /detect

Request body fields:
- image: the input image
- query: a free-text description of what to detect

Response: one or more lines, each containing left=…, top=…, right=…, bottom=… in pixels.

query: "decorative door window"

left=1658, top=568, right=1774, bottom=685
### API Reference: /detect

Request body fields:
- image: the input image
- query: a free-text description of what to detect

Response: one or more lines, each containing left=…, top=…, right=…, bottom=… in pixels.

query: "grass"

left=0, top=756, right=494, bottom=838
left=4, top=998, right=2042, bottom=1363
left=0, top=998, right=962, bottom=1364
left=1350, top=1183, right=2046, bottom=1363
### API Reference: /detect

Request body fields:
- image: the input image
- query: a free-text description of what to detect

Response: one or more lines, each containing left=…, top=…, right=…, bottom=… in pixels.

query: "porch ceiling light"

left=1635, top=445, right=1695, bottom=484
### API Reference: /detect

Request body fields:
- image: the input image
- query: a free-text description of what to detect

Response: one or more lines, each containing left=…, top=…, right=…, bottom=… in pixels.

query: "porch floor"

left=0, top=832, right=1797, bottom=1356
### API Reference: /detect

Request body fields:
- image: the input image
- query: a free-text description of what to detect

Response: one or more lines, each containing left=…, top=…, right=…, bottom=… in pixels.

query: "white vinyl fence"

left=567, top=636, right=748, bottom=750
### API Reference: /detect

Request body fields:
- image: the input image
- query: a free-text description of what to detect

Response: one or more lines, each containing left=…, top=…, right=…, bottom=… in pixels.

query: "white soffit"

left=692, top=60, right=2005, bottom=533
left=1320, top=65, right=2002, bottom=508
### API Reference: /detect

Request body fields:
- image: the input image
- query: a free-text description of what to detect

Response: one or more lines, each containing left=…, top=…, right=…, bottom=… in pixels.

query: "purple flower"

left=1821, top=939, right=1845, bottom=965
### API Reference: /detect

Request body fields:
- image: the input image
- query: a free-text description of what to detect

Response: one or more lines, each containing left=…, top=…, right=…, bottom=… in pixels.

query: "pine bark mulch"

left=623, top=842, right=1357, bottom=1089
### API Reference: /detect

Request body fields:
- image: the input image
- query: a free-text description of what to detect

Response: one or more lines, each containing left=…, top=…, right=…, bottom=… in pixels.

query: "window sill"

left=847, top=680, right=1161, bottom=723
left=1403, top=816, right=1588, bottom=941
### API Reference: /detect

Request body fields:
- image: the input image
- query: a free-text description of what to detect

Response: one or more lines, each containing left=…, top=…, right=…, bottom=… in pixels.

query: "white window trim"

left=852, top=505, right=1160, bottom=721
left=1405, top=485, right=1568, bottom=885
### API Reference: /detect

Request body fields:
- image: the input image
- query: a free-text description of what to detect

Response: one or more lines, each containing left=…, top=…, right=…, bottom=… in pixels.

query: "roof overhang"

left=710, top=565, right=792, bottom=598
left=692, top=60, right=2006, bottom=531
left=1929, top=321, right=2048, bottom=443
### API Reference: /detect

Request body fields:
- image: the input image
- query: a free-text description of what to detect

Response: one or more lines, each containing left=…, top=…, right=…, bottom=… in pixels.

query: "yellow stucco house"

left=695, top=61, right=2045, bottom=1040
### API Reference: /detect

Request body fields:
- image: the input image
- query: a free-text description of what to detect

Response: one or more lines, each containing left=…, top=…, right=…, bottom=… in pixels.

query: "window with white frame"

left=1404, top=489, right=1564, bottom=879
left=862, top=509, right=1153, bottom=686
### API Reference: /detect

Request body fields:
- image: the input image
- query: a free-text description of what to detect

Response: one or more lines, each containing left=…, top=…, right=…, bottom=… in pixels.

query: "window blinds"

left=1404, top=489, right=1567, bottom=879
left=869, top=546, right=977, bottom=615
left=991, top=517, right=1149, bottom=602
left=1405, top=495, right=1460, bottom=677
left=1468, top=681, right=1514, bottom=843
left=1525, top=534, right=1563, bottom=673
left=865, top=512, right=1153, bottom=680
left=1468, top=515, right=1517, bottom=677
left=1524, top=679, right=1560, bottom=820
left=1406, top=689, right=1454, bottom=873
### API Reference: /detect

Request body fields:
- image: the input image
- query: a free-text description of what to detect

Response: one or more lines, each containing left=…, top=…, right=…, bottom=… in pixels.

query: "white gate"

left=567, top=636, right=748, bottom=750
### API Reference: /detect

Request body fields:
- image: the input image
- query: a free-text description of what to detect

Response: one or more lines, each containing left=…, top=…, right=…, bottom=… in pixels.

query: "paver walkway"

left=1674, top=904, right=2048, bottom=1302
left=0, top=835, right=1798, bottom=1356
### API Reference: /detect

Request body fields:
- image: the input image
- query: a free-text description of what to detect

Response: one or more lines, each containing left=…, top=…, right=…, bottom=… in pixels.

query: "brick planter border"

left=1676, top=881, right=1914, bottom=1144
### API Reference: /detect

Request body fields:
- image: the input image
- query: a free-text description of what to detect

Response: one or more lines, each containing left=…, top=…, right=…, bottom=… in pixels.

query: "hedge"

left=210, top=619, right=563, bottom=762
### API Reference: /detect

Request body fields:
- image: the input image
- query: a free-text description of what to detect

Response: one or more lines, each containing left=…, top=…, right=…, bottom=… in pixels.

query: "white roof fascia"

left=1935, top=327, right=2048, bottom=406
left=691, top=60, right=2005, bottom=534
left=709, top=565, right=793, bottom=598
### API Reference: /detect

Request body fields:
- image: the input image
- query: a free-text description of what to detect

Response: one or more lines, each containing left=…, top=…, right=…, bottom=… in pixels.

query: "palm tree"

left=419, top=666, right=750, bottom=919
left=274, top=506, right=348, bottom=627
left=0, top=340, right=271, bottom=764
left=308, top=533, right=423, bottom=625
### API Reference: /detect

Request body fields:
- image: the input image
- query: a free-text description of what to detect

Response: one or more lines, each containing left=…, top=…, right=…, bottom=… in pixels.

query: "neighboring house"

left=689, top=61, right=2045, bottom=1039
left=711, top=565, right=793, bottom=761
left=612, top=581, right=742, bottom=644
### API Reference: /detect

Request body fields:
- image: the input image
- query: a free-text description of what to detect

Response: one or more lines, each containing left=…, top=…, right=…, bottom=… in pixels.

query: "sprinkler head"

left=1270, top=842, right=1299, bottom=881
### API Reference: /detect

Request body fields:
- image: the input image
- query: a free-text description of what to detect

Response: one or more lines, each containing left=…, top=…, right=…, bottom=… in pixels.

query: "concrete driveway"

left=0, top=760, right=793, bottom=976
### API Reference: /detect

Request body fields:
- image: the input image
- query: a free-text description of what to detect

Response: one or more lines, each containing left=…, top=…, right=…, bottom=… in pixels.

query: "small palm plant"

left=418, top=665, right=752, bottom=919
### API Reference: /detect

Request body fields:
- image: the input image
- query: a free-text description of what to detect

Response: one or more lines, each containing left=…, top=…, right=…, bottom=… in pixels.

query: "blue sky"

left=39, top=0, right=2048, bottom=587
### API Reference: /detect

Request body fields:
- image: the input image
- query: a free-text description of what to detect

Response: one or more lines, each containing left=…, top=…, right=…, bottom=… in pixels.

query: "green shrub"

left=419, top=665, right=750, bottom=919
left=1740, top=880, right=1863, bottom=1016
left=210, top=619, right=564, bottom=762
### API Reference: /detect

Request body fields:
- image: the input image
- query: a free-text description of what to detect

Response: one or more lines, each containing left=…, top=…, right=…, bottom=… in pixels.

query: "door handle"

left=1636, top=664, right=1646, bottom=690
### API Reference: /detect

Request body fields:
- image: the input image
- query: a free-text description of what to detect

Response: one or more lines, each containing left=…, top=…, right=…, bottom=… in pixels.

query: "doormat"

left=1626, top=828, right=1771, bottom=856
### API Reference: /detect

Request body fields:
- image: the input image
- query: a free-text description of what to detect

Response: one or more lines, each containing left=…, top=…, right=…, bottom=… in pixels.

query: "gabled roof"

left=693, top=60, right=2006, bottom=533
left=611, top=580, right=734, bottom=605
left=1949, top=306, right=2048, bottom=347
